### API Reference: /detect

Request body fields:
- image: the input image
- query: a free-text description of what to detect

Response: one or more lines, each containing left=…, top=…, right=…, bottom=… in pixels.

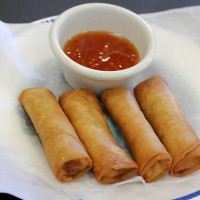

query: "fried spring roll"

left=134, top=75, right=200, bottom=177
left=101, top=88, right=172, bottom=183
left=59, top=88, right=138, bottom=184
left=19, top=88, right=92, bottom=182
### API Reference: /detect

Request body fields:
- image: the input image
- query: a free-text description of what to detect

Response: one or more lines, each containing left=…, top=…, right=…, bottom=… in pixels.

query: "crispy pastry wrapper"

left=134, top=75, right=200, bottom=177
left=59, top=88, right=138, bottom=184
left=19, top=88, right=92, bottom=182
left=101, top=88, right=172, bottom=183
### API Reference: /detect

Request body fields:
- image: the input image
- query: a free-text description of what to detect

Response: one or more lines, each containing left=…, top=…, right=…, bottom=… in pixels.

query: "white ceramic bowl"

left=49, top=3, right=156, bottom=94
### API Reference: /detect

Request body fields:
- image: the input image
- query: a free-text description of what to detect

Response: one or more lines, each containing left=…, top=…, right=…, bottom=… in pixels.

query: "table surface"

left=0, top=0, right=200, bottom=23
left=1, top=0, right=200, bottom=200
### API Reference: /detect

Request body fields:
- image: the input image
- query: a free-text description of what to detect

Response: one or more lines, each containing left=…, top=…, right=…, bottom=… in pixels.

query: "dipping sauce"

left=63, top=31, right=140, bottom=71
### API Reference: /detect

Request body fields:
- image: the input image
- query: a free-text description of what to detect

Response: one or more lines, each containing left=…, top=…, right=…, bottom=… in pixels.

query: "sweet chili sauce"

left=63, top=31, right=140, bottom=71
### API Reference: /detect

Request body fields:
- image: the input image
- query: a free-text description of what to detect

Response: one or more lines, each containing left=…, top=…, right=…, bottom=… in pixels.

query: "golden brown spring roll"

left=19, top=88, right=92, bottom=182
left=102, top=88, right=172, bottom=183
left=59, top=88, right=138, bottom=184
left=134, top=75, right=200, bottom=177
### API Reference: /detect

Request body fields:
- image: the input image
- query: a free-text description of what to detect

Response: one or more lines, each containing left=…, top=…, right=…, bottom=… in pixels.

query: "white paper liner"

left=0, top=6, right=200, bottom=200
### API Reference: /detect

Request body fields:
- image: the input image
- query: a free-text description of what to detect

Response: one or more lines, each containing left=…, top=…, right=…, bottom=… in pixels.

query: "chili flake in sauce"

left=63, top=31, right=140, bottom=71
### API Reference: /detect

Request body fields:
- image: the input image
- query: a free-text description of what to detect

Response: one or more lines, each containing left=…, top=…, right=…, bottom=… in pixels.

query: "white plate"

left=0, top=7, right=200, bottom=200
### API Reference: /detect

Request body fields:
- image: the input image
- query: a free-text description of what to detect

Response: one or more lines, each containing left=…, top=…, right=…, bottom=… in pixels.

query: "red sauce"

left=63, top=31, right=140, bottom=71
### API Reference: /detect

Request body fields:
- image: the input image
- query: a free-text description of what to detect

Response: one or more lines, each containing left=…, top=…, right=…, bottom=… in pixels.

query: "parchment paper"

left=0, top=6, right=200, bottom=200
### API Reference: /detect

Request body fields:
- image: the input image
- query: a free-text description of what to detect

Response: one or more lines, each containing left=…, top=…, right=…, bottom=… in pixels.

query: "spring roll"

left=19, top=88, right=92, bottom=182
left=59, top=88, right=138, bottom=184
left=134, top=75, right=200, bottom=177
left=101, top=88, right=172, bottom=183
